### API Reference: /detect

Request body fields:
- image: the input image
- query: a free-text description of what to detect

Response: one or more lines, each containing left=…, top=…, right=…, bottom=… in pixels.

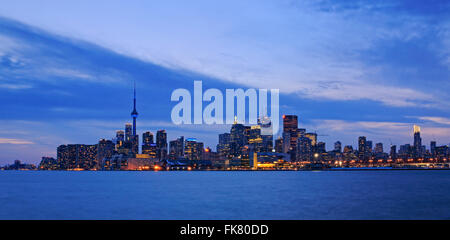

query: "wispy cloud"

left=415, top=116, right=450, bottom=125
left=0, top=138, right=33, bottom=144
left=0, top=83, right=32, bottom=89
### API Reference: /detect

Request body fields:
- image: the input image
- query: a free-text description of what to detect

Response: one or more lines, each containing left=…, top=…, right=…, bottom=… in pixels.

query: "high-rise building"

left=217, top=133, right=231, bottom=159
left=297, top=136, right=312, bottom=162
left=431, top=141, right=437, bottom=158
left=184, top=138, right=204, bottom=161
left=334, top=141, right=342, bottom=153
left=115, top=130, right=125, bottom=152
left=57, top=144, right=97, bottom=170
left=375, top=143, right=383, bottom=154
left=142, top=131, right=155, bottom=156
left=366, top=141, right=373, bottom=154
left=142, top=143, right=157, bottom=158
left=248, top=125, right=263, bottom=153
left=274, top=137, right=283, bottom=153
left=413, top=125, right=422, bottom=158
left=282, top=115, right=298, bottom=161
left=230, top=120, right=246, bottom=158
left=317, top=142, right=326, bottom=153
left=169, top=136, right=184, bottom=160
left=142, top=132, right=154, bottom=145
left=305, top=133, right=317, bottom=147
left=156, top=130, right=168, bottom=160
left=125, top=123, right=133, bottom=142
left=390, top=145, right=397, bottom=160
left=358, top=136, right=367, bottom=161
left=97, top=139, right=115, bottom=169
left=258, top=116, right=273, bottom=152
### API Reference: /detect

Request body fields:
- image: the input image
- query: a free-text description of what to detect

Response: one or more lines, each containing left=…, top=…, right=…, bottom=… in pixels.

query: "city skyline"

left=0, top=1, right=449, bottom=164
left=27, top=84, right=449, bottom=171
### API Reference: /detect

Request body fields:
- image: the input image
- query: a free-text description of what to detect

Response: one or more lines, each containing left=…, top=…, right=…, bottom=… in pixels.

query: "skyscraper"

left=334, top=141, right=342, bottom=153
left=413, top=125, right=422, bottom=158
left=217, top=133, right=231, bottom=159
left=97, top=139, right=115, bottom=169
left=142, top=132, right=154, bottom=145
left=156, top=130, right=168, bottom=160
left=274, top=137, right=283, bottom=153
left=390, top=145, right=397, bottom=161
left=375, top=143, right=383, bottom=154
left=358, top=136, right=367, bottom=161
left=169, top=136, right=184, bottom=160
left=431, top=141, right=437, bottom=158
left=125, top=123, right=132, bottom=142
left=297, top=136, right=312, bottom=161
left=142, top=131, right=154, bottom=155
left=282, top=115, right=298, bottom=161
left=184, top=138, right=204, bottom=161
left=230, top=120, right=246, bottom=158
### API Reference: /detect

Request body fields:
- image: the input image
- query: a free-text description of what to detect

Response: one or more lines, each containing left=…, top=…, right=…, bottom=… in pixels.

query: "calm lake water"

left=1, top=170, right=449, bottom=220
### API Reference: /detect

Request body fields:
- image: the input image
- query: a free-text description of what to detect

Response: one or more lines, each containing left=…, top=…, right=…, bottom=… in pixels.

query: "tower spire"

left=131, top=80, right=138, bottom=136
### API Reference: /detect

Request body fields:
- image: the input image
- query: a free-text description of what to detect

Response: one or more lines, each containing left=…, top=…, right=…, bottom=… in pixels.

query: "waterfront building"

left=57, top=144, right=98, bottom=170
left=38, top=157, right=58, bottom=170
left=184, top=138, right=204, bottom=161
left=230, top=120, right=246, bottom=158
left=97, top=139, right=115, bottom=169
left=274, top=137, right=283, bottom=153
left=156, top=130, right=168, bottom=160
left=334, top=141, right=342, bottom=153
left=390, top=145, right=397, bottom=161
left=282, top=115, right=298, bottom=161
left=413, top=125, right=422, bottom=158
left=169, top=136, right=184, bottom=160
left=358, top=136, right=367, bottom=161
left=297, top=136, right=312, bottom=162
left=217, top=133, right=231, bottom=160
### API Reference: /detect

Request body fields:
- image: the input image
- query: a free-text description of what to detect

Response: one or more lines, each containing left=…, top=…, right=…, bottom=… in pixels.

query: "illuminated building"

left=334, top=141, right=342, bottom=153
left=375, top=143, right=383, bottom=154
left=274, top=137, right=283, bottom=153
left=282, top=115, right=298, bottom=161
left=358, top=136, right=367, bottom=161
left=57, top=144, right=98, bottom=170
left=142, top=131, right=154, bottom=145
left=142, top=143, right=157, bottom=158
left=413, top=125, right=422, bottom=158
left=305, top=133, right=317, bottom=147
left=97, top=139, right=115, bottom=169
left=317, top=142, right=326, bottom=153
left=184, top=138, right=204, bottom=161
left=258, top=116, right=274, bottom=152
left=126, top=154, right=159, bottom=171
left=125, top=123, right=132, bottom=142
left=230, top=119, right=246, bottom=158
left=156, top=130, right=168, bottom=160
left=38, top=157, right=58, bottom=170
left=431, top=141, right=437, bottom=158
left=217, top=133, right=231, bottom=160
left=142, top=131, right=155, bottom=157
left=169, top=136, right=184, bottom=160
left=297, top=136, right=312, bottom=162
left=248, top=125, right=263, bottom=152
left=390, top=145, right=397, bottom=161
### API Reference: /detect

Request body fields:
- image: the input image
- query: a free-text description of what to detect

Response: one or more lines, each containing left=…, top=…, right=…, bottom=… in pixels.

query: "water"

left=0, top=170, right=449, bottom=220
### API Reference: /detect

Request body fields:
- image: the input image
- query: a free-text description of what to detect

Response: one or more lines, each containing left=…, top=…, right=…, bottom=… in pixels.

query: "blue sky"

left=0, top=0, right=449, bottom=164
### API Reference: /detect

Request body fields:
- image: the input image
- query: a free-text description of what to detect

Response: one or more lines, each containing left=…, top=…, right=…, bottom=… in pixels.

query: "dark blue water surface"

left=1, top=170, right=450, bottom=220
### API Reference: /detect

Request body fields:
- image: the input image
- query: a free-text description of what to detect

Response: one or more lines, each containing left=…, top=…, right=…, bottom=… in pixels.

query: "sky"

left=0, top=0, right=449, bottom=164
